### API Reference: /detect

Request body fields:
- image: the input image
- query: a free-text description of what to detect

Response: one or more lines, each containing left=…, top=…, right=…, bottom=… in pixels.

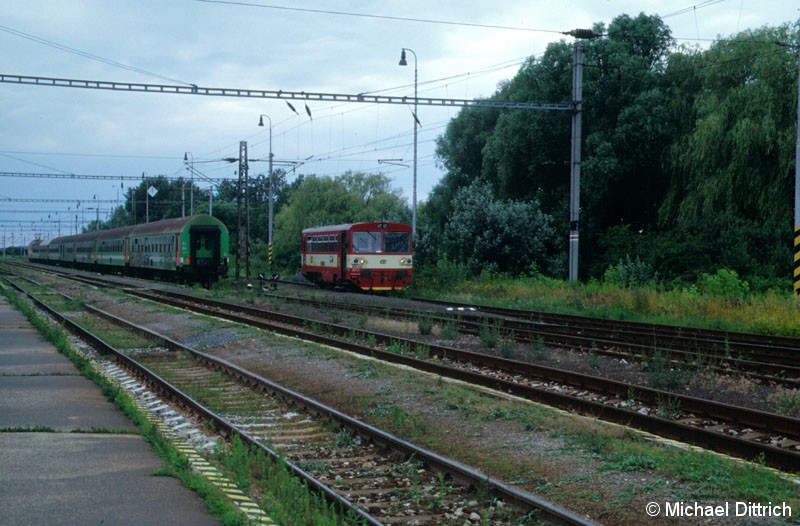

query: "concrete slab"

left=0, top=297, right=77, bottom=376
left=0, top=298, right=34, bottom=328
left=0, top=375, right=138, bottom=431
left=0, top=433, right=220, bottom=526
left=0, top=296, right=221, bottom=525
left=0, top=343, right=77, bottom=376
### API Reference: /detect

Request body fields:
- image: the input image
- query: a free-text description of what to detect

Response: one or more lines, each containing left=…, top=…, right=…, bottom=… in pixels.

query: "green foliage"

left=603, top=255, right=659, bottom=288
left=424, top=15, right=799, bottom=287
left=417, top=317, right=433, bottom=336
left=697, top=268, right=750, bottom=300
left=479, top=320, right=499, bottom=349
left=440, top=181, right=560, bottom=276
left=412, top=254, right=469, bottom=291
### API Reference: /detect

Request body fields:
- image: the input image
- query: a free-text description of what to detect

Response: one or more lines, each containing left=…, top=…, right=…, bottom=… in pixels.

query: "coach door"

left=190, top=227, right=220, bottom=268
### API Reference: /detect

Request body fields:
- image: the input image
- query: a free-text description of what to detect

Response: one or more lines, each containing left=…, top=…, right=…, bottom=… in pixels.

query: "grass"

left=411, top=273, right=800, bottom=337
left=479, top=320, right=500, bottom=349
left=212, top=434, right=360, bottom=525
left=417, top=316, right=433, bottom=336
left=71, top=313, right=154, bottom=349
left=644, top=350, right=689, bottom=390
left=439, top=319, right=459, bottom=340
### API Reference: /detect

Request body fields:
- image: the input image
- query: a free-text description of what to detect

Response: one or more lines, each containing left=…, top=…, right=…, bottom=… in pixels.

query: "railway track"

left=413, top=297, right=800, bottom=368
left=7, top=265, right=800, bottom=472
left=259, top=292, right=800, bottom=387
left=104, top=285, right=800, bottom=472
left=3, top=276, right=594, bottom=526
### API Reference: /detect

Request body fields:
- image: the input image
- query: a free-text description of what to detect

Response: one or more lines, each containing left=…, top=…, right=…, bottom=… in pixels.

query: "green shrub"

left=698, top=268, right=750, bottom=300
left=603, top=255, right=659, bottom=288
left=418, top=317, right=433, bottom=336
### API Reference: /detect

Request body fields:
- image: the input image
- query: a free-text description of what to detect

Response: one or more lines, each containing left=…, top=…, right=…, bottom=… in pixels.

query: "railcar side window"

left=353, top=231, right=381, bottom=253
left=306, top=234, right=338, bottom=253
left=384, top=232, right=411, bottom=253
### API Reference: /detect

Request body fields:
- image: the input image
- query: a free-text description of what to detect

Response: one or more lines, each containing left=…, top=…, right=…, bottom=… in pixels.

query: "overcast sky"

left=1, top=0, right=797, bottom=244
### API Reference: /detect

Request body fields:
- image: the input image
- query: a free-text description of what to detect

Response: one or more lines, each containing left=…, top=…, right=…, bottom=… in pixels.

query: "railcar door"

left=190, top=227, right=220, bottom=269
left=339, top=232, right=347, bottom=281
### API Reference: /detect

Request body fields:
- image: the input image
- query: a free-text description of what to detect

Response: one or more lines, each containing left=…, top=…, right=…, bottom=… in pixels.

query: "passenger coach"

left=28, top=214, right=229, bottom=285
left=301, top=222, right=413, bottom=291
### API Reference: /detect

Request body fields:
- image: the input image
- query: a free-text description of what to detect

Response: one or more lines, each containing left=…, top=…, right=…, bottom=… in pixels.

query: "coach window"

left=353, top=231, right=381, bottom=253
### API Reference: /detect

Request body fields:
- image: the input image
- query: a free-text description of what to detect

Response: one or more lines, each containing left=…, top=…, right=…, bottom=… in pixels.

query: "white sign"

left=147, top=186, right=158, bottom=197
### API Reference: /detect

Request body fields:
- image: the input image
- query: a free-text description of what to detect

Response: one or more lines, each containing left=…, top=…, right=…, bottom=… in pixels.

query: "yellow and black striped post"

left=268, top=243, right=273, bottom=268
left=794, top=46, right=800, bottom=295
left=795, top=228, right=800, bottom=295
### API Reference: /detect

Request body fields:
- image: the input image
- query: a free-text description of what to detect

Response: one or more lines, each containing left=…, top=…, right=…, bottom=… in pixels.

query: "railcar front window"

left=384, top=232, right=411, bottom=253
left=353, top=231, right=381, bottom=253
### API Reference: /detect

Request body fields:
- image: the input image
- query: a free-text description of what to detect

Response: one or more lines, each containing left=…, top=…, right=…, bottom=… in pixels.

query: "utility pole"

left=564, top=28, right=597, bottom=282
left=236, top=141, right=248, bottom=281
left=258, top=114, right=274, bottom=271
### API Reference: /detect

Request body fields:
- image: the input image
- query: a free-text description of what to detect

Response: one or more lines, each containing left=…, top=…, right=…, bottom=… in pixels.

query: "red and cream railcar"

left=301, top=222, right=413, bottom=291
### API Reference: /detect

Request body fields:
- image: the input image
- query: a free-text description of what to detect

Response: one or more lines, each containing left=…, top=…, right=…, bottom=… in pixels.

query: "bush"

left=413, top=255, right=469, bottom=290
left=603, top=255, right=659, bottom=288
left=698, top=268, right=750, bottom=300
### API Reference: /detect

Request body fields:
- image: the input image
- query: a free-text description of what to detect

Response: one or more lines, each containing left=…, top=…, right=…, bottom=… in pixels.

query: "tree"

left=430, top=13, right=677, bottom=279
left=441, top=181, right=561, bottom=276
left=659, top=25, right=798, bottom=279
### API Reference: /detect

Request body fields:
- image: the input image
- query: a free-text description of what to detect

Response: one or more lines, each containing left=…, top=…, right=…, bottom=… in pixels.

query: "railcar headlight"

left=400, top=257, right=413, bottom=266
left=352, top=257, right=366, bottom=268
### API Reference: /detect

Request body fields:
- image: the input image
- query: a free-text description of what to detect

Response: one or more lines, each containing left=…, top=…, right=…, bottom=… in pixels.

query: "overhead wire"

left=194, top=0, right=563, bottom=34
left=0, top=24, right=194, bottom=86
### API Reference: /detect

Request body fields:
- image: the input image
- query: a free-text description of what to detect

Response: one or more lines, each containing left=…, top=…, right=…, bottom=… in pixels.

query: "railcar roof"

left=95, top=226, right=136, bottom=240
left=129, top=214, right=222, bottom=236
left=302, top=222, right=410, bottom=234
left=45, top=214, right=224, bottom=244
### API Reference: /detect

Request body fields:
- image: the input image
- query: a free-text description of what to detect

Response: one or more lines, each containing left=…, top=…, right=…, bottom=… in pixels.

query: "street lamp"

left=258, top=114, right=275, bottom=268
left=184, top=152, right=194, bottom=216
left=143, top=172, right=149, bottom=223
left=398, top=47, right=418, bottom=238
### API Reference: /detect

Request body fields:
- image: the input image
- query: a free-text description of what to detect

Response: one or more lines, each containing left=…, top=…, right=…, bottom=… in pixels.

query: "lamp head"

left=258, top=115, right=264, bottom=127
left=398, top=49, right=407, bottom=66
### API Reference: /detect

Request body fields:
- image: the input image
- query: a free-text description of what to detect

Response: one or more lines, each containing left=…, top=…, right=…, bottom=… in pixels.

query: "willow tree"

left=660, top=24, right=799, bottom=278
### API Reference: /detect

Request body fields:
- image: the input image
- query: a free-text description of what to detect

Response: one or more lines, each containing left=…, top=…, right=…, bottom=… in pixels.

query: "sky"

left=1, top=0, right=797, bottom=246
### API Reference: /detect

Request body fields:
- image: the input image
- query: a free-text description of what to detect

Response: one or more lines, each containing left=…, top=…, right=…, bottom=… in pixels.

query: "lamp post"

left=258, top=114, right=275, bottom=269
left=142, top=171, right=151, bottom=223
left=184, top=152, right=194, bottom=216
left=398, top=47, right=418, bottom=238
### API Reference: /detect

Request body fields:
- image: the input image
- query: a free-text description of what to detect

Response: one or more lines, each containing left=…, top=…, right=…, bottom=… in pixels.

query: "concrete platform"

left=0, top=295, right=220, bottom=525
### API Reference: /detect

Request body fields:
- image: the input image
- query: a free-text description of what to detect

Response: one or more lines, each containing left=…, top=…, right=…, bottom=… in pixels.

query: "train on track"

left=27, top=214, right=229, bottom=285
left=301, top=222, right=413, bottom=291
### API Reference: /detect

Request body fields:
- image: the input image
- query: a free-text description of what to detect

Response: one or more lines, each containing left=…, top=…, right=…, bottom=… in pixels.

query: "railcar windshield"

left=384, top=231, right=411, bottom=253
left=352, top=231, right=382, bottom=253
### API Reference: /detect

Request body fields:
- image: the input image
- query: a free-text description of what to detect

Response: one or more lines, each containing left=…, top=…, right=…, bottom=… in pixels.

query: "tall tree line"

left=424, top=14, right=799, bottom=288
